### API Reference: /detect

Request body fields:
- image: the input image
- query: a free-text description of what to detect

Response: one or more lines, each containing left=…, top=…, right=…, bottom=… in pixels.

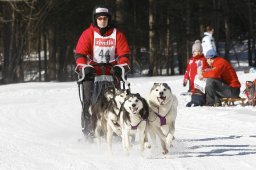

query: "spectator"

left=202, top=25, right=216, bottom=56
left=183, top=40, right=209, bottom=107
left=183, top=40, right=209, bottom=93
left=198, top=49, right=241, bottom=106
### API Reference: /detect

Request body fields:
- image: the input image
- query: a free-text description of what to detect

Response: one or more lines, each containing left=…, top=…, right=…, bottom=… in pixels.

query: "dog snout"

left=132, top=103, right=136, bottom=107
left=159, top=91, right=164, bottom=96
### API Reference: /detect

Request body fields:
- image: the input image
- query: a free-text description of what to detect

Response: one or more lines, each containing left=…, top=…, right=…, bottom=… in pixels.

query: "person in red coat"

left=74, top=4, right=130, bottom=138
left=198, top=49, right=241, bottom=106
left=183, top=40, right=209, bottom=93
left=183, top=40, right=209, bottom=107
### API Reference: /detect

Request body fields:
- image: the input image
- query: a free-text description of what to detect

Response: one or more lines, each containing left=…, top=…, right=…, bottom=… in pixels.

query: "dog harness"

left=154, top=112, right=167, bottom=126
left=131, top=120, right=145, bottom=130
left=154, top=107, right=168, bottom=126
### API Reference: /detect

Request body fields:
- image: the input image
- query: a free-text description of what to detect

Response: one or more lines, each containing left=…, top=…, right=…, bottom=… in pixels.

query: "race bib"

left=93, top=29, right=116, bottom=63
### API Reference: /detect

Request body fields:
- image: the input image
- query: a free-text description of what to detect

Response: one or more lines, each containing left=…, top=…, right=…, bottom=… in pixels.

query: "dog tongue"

left=133, top=108, right=138, bottom=112
left=157, top=96, right=166, bottom=104
left=160, top=96, right=166, bottom=100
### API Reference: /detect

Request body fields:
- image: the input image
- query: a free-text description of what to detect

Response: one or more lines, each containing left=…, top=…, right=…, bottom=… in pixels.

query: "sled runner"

left=180, top=91, right=192, bottom=96
left=220, top=97, right=246, bottom=106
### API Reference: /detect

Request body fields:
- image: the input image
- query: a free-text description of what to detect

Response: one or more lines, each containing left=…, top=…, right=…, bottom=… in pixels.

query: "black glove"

left=76, top=65, right=96, bottom=83
left=111, top=64, right=130, bottom=81
left=111, top=66, right=122, bottom=78
left=183, top=79, right=188, bottom=87
left=83, top=66, right=96, bottom=81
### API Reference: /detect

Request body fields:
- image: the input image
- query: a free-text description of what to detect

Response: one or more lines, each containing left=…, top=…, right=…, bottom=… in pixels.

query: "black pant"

left=81, top=80, right=114, bottom=136
left=81, top=81, right=94, bottom=136
left=205, top=78, right=240, bottom=106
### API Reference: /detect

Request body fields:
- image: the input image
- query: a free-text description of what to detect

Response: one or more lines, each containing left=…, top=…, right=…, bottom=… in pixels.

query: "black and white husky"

left=90, top=86, right=115, bottom=140
left=91, top=87, right=127, bottom=150
left=147, top=83, right=178, bottom=154
left=120, top=93, right=151, bottom=153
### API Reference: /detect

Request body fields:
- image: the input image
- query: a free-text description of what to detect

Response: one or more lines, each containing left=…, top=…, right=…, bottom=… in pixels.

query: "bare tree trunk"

left=16, top=16, right=24, bottom=82
left=58, top=43, right=66, bottom=81
left=38, top=30, right=42, bottom=81
left=3, top=4, right=17, bottom=83
left=185, top=0, right=191, bottom=62
left=170, top=42, right=175, bottom=75
left=116, top=0, right=126, bottom=26
left=2, top=3, right=12, bottom=83
left=43, top=30, right=48, bottom=81
left=148, top=0, right=157, bottom=76
left=166, top=14, right=171, bottom=76
left=48, top=26, right=57, bottom=81
left=213, top=0, right=221, bottom=51
left=248, top=0, right=253, bottom=66
left=224, top=16, right=230, bottom=61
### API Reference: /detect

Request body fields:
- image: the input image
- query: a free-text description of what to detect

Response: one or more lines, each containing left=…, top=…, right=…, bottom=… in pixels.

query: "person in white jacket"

left=202, top=26, right=216, bottom=56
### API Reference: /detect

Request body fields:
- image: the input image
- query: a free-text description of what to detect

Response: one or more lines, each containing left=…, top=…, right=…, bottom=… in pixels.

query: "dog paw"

left=166, top=134, right=173, bottom=148
left=162, top=149, right=168, bottom=155
left=144, top=142, right=151, bottom=149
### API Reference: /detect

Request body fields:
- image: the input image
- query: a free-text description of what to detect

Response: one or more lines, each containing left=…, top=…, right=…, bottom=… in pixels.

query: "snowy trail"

left=0, top=73, right=256, bottom=170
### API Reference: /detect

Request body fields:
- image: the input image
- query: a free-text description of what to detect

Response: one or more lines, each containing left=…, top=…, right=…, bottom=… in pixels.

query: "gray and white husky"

left=91, top=87, right=127, bottom=150
left=147, top=83, right=178, bottom=154
left=90, top=86, right=115, bottom=140
left=120, top=93, right=151, bottom=153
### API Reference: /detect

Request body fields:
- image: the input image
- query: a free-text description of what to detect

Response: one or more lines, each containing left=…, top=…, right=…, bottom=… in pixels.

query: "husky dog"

left=244, top=80, right=256, bottom=106
left=147, top=83, right=178, bottom=154
left=90, top=86, right=115, bottom=140
left=120, top=93, right=151, bottom=153
left=91, top=87, right=127, bottom=150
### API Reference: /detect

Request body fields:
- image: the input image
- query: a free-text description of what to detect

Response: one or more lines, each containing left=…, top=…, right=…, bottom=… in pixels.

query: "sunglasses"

left=97, top=17, right=108, bottom=21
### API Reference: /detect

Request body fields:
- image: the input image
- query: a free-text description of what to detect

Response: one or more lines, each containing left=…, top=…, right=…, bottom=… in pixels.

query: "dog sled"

left=75, top=63, right=130, bottom=139
left=220, top=97, right=246, bottom=106
left=220, top=79, right=256, bottom=107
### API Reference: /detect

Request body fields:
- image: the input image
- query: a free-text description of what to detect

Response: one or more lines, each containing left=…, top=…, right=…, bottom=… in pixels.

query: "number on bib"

left=99, top=50, right=110, bottom=62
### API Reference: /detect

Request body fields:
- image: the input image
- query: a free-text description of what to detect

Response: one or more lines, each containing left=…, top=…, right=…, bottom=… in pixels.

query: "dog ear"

left=140, top=98, right=149, bottom=120
left=151, top=83, right=158, bottom=91
left=122, top=104, right=131, bottom=122
left=163, top=83, right=171, bottom=90
left=153, top=83, right=161, bottom=87
left=126, top=89, right=131, bottom=95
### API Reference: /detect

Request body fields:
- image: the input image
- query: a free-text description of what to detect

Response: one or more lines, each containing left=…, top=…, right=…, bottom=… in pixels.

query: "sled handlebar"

left=75, top=64, right=95, bottom=83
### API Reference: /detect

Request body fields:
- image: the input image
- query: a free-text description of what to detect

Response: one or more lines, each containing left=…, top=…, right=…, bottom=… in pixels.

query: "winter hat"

left=192, top=40, right=203, bottom=53
left=205, top=49, right=217, bottom=59
left=92, top=5, right=112, bottom=27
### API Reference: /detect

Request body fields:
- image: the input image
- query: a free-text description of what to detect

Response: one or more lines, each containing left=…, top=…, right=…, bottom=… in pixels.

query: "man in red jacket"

left=74, top=4, right=130, bottom=138
left=198, top=49, right=241, bottom=106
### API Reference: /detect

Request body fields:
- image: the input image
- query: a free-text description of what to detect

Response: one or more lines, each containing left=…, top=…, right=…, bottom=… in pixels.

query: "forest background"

left=0, top=0, right=256, bottom=84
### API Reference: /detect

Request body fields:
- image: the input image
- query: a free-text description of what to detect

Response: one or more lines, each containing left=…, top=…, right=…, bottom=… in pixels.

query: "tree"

left=148, top=0, right=157, bottom=76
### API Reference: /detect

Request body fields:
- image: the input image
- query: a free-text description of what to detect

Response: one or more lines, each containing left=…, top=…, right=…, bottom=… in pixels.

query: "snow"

left=0, top=72, right=256, bottom=170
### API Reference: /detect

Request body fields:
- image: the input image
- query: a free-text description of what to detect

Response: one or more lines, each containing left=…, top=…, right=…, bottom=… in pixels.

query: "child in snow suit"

left=183, top=40, right=209, bottom=107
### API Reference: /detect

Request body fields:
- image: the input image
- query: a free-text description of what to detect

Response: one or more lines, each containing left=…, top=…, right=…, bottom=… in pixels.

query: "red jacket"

left=184, top=54, right=209, bottom=93
left=202, top=57, right=241, bottom=88
left=75, top=24, right=130, bottom=75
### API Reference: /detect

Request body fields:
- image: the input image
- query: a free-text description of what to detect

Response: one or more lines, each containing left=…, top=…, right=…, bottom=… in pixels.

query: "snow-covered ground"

left=0, top=72, right=256, bottom=170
